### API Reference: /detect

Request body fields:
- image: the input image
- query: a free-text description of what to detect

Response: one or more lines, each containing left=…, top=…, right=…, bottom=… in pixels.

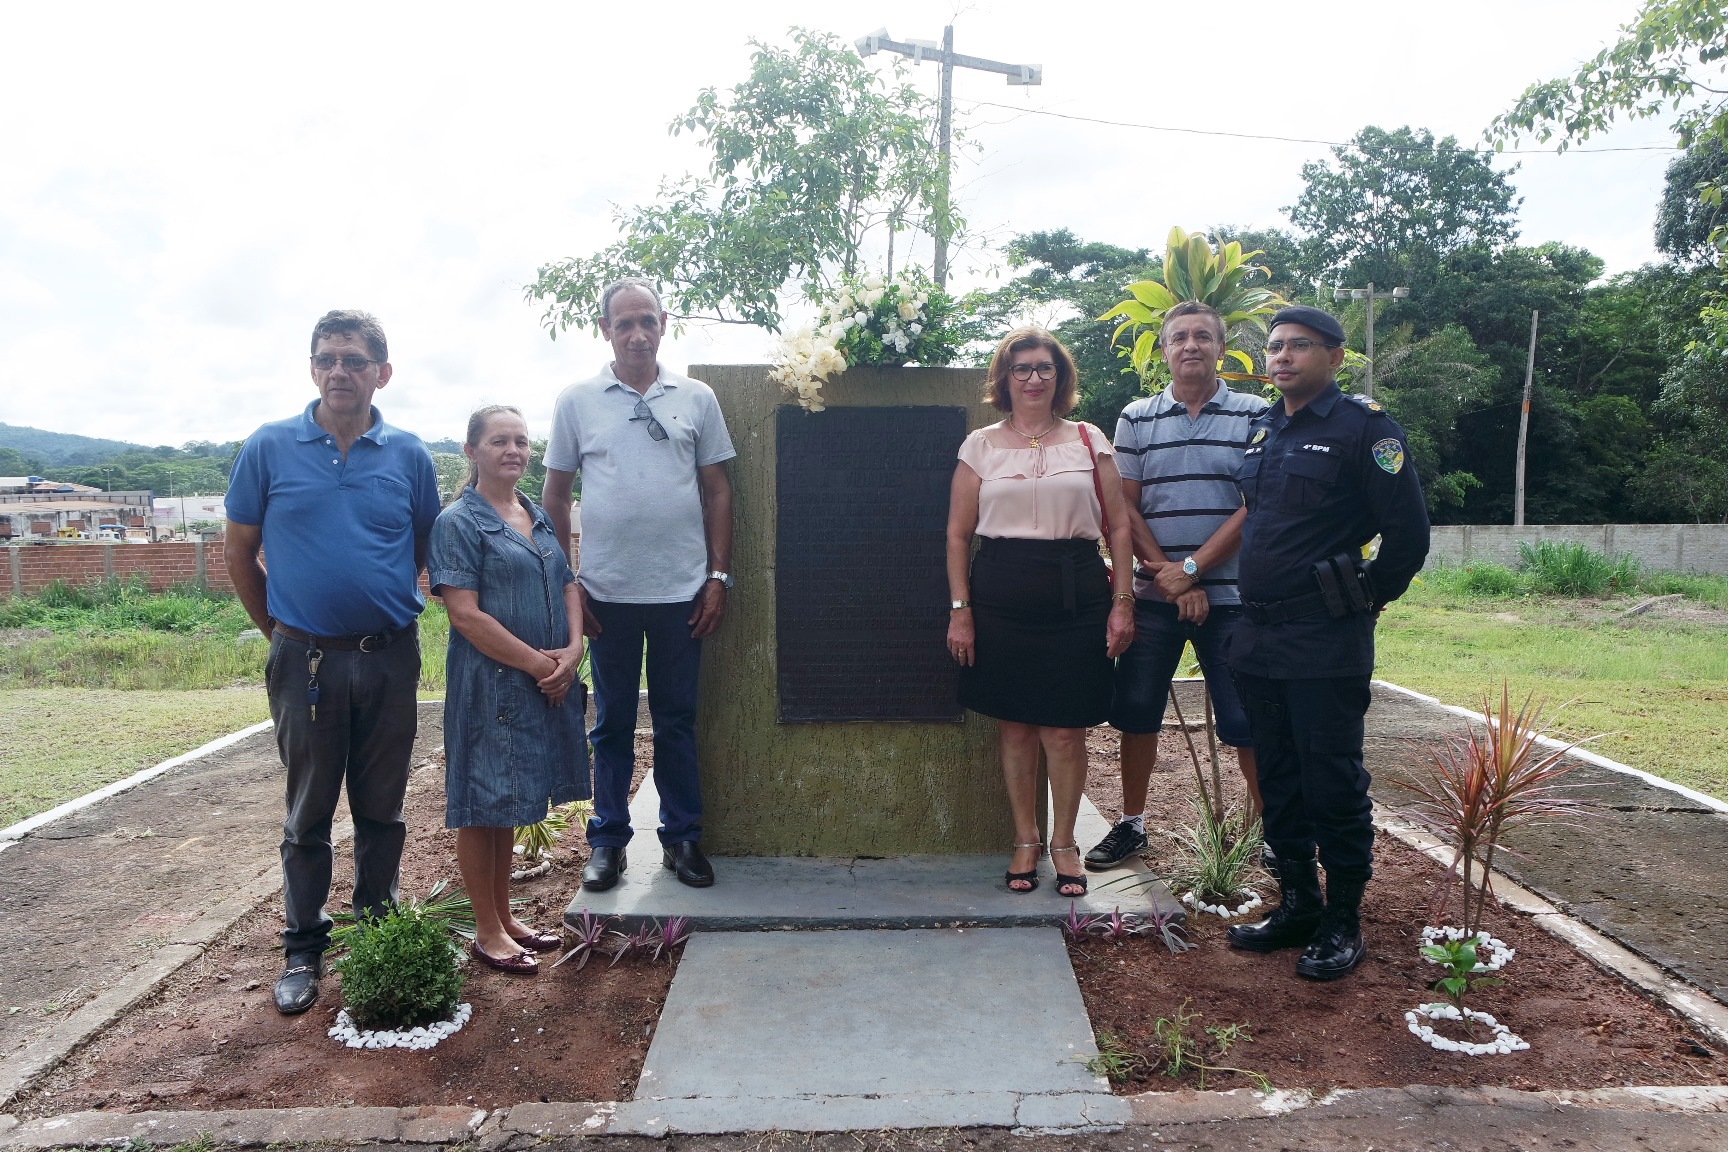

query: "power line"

left=959, top=99, right=1682, bottom=154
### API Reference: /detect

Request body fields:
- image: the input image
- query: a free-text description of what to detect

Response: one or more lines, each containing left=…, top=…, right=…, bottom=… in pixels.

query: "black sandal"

left=1050, top=846, right=1088, bottom=898
left=1005, top=841, right=1043, bottom=893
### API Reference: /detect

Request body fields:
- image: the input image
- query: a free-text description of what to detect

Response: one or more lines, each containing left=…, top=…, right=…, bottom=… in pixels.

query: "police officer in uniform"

left=1224, top=305, right=1429, bottom=980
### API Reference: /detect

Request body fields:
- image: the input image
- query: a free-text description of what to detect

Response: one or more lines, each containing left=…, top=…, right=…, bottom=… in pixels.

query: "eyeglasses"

left=1009, top=362, right=1058, bottom=381
left=310, top=354, right=382, bottom=372
left=1264, top=339, right=1339, bottom=354
left=630, top=397, right=668, bottom=441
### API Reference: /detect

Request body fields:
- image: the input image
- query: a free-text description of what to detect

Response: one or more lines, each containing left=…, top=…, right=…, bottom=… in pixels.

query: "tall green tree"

left=1286, top=126, right=1521, bottom=293
left=526, top=29, right=954, bottom=336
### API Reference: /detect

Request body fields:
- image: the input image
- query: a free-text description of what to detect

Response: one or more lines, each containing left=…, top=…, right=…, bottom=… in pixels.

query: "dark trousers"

left=267, top=629, right=421, bottom=954
left=1232, top=672, right=1375, bottom=885
left=586, top=597, right=703, bottom=848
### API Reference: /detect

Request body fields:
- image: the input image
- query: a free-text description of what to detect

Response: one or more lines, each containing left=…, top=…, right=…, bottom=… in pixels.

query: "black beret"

left=1269, top=306, right=1346, bottom=345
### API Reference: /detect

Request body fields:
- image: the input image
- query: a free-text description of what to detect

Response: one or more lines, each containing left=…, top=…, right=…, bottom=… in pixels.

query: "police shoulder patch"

left=1250, top=427, right=1268, bottom=444
left=1371, top=437, right=1405, bottom=475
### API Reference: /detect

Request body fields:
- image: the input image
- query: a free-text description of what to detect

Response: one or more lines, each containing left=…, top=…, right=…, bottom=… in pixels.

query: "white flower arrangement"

left=1181, top=888, right=1263, bottom=919
left=771, top=269, right=962, bottom=412
left=329, top=1002, right=472, bottom=1050
left=1420, top=925, right=1515, bottom=972
left=1405, top=1002, right=1529, bottom=1056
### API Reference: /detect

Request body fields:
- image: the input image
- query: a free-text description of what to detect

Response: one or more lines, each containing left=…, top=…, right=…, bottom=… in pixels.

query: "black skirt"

left=958, top=536, right=1113, bottom=728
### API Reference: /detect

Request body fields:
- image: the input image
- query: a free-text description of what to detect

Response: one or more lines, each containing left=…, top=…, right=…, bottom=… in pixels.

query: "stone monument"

left=688, top=364, right=1011, bottom=856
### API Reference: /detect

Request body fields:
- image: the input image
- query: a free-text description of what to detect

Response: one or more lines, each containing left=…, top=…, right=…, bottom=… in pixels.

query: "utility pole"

left=1514, top=310, right=1540, bottom=527
left=1333, top=283, right=1410, bottom=400
left=856, top=26, right=1041, bottom=288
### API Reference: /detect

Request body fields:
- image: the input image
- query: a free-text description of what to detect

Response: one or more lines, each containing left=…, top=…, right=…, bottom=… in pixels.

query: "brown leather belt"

left=272, top=622, right=413, bottom=652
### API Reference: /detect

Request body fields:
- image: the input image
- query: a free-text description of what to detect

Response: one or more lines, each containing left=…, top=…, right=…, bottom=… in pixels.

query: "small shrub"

left=333, top=905, right=464, bottom=1030
left=1171, top=803, right=1263, bottom=907
left=1517, top=541, right=1640, bottom=597
left=1457, top=563, right=1525, bottom=598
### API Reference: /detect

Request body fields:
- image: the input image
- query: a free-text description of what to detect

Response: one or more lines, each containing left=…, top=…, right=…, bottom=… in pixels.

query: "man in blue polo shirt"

left=1089, top=300, right=1269, bottom=872
left=226, top=309, right=440, bottom=1015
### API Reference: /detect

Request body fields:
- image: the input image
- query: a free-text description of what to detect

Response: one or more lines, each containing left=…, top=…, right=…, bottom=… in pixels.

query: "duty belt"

left=272, top=622, right=414, bottom=652
left=1241, top=592, right=1330, bottom=625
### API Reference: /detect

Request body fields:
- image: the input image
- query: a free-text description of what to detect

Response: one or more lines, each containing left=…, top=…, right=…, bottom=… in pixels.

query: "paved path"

left=1364, top=684, right=1728, bottom=1003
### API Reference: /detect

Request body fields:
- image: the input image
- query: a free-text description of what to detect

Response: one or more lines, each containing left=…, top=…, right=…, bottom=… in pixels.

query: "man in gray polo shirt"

left=543, top=277, right=736, bottom=891
left=1087, top=301, right=1270, bottom=871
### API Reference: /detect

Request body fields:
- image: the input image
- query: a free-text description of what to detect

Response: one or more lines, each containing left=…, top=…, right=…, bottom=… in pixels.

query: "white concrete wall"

left=1425, top=524, right=1728, bottom=574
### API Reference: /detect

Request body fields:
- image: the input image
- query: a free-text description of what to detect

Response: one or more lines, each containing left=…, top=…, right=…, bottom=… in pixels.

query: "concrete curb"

left=8, top=1085, right=1728, bottom=1146
left=1374, top=811, right=1728, bottom=1049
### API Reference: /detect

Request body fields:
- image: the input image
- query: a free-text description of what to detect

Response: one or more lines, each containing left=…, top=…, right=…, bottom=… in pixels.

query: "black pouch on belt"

left=1312, top=552, right=1375, bottom=618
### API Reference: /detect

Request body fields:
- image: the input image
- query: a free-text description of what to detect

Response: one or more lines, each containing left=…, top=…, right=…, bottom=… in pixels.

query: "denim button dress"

left=430, top=487, right=591, bottom=827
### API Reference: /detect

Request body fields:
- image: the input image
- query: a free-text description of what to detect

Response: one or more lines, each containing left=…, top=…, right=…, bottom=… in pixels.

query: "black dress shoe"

left=583, top=845, right=626, bottom=891
left=663, top=840, right=715, bottom=888
left=274, top=950, right=322, bottom=1015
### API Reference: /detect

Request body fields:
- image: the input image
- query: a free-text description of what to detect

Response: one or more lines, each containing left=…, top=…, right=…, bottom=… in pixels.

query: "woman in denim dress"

left=429, top=405, right=590, bottom=974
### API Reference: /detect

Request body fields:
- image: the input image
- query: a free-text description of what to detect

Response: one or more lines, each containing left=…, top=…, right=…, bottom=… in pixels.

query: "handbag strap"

left=1077, top=422, right=1112, bottom=538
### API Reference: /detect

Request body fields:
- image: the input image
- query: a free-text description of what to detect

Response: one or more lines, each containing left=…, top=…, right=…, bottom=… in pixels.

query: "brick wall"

left=3, top=537, right=570, bottom=599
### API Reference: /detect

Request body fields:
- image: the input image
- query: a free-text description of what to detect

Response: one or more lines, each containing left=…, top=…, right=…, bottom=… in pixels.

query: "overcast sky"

left=0, top=0, right=1686, bottom=450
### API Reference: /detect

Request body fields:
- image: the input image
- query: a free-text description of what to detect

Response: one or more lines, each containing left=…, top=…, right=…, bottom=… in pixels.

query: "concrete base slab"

left=629, top=928, right=1120, bottom=1132
left=565, top=776, right=1180, bottom=930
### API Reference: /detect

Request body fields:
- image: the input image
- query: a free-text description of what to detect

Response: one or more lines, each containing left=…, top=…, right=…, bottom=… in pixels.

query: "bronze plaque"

left=776, top=405, right=967, bottom=723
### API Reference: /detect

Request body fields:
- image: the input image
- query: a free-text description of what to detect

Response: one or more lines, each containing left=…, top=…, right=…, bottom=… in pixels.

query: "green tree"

left=1372, top=325, right=1496, bottom=515
left=526, top=29, right=953, bottom=336
left=1286, top=126, right=1521, bottom=292
left=1489, top=0, right=1728, bottom=253
left=0, top=446, right=42, bottom=476
left=1656, top=144, right=1728, bottom=265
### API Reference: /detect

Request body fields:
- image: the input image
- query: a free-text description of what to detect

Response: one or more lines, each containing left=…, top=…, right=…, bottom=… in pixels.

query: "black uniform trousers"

left=1232, top=671, right=1375, bottom=885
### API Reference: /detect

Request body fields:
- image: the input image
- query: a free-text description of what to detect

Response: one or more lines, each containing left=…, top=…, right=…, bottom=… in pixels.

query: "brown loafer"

left=472, top=941, right=539, bottom=974
left=509, top=929, right=564, bottom=953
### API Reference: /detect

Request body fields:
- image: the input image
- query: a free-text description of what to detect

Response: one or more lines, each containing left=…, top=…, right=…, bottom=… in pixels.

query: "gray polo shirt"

left=544, top=363, right=736, bottom=604
left=1114, top=379, right=1269, bottom=605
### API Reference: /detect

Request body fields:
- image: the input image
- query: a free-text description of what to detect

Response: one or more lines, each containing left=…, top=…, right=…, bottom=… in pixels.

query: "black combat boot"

left=1226, top=852, right=1323, bottom=952
left=1296, top=875, right=1368, bottom=980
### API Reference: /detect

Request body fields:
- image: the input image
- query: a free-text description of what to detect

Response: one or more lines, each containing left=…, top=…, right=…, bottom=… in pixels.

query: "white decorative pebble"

left=1405, top=1002, right=1529, bottom=1057
left=1420, top=926, right=1516, bottom=972
left=1181, top=889, right=1264, bottom=919
left=328, top=1003, right=473, bottom=1051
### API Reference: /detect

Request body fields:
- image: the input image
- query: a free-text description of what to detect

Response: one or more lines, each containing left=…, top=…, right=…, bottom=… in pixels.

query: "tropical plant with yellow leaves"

left=1098, top=227, right=1289, bottom=388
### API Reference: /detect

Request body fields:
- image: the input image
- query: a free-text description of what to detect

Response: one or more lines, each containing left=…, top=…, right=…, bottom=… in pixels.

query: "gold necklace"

left=1009, top=416, right=1059, bottom=448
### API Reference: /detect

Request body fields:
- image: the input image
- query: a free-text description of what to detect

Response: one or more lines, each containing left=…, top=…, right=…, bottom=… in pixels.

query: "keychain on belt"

left=307, top=646, right=323, bottom=721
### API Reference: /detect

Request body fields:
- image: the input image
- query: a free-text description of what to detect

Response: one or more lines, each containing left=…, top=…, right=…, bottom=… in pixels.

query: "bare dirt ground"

left=11, top=725, right=1726, bottom=1118
left=11, top=736, right=664, bottom=1117
left=1075, top=727, right=1727, bottom=1095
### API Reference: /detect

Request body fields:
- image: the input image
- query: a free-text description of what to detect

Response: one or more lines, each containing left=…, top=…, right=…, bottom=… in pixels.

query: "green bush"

left=1457, top=563, right=1526, bottom=598
left=333, top=906, right=464, bottom=1030
left=1516, top=541, right=1640, bottom=597
left=1637, top=569, right=1728, bottom=610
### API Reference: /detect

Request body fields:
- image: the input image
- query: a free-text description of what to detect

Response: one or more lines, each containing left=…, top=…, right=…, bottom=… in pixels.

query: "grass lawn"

left=0, top=688, right=271, bottom=827
left=1377, top=581, right=1728, bottom=801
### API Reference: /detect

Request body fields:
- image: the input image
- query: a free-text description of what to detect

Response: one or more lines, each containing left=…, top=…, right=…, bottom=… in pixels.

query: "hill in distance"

left=0, top=423, right=160, bottom=467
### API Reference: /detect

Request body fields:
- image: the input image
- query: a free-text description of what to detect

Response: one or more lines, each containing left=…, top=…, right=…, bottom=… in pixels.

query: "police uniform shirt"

left=1228, top=384, right=1430, bottom=680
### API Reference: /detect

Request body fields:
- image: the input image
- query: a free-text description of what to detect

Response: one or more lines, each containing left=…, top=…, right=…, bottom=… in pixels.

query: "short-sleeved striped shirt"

left=1114, top=380, right=1269, bottom=605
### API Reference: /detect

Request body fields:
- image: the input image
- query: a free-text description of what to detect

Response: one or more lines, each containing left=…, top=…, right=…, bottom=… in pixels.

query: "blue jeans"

left=586, top=597, right=703, bottom=848
left=1109, top=600, right=1251, bottom=747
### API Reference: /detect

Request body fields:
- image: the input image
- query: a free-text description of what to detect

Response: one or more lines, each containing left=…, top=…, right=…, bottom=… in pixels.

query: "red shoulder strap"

left=1077, top=423, right=1111, bottom=537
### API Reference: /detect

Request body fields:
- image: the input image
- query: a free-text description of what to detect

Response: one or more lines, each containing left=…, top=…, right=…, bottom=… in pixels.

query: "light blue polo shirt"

left=227, top=400, right=441, bottom=636
left=544, top=363, right=736, bottom=604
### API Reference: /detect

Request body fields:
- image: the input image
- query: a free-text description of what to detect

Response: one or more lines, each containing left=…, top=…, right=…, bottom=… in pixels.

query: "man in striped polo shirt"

left=1087, top=300, right=1270, bottom=870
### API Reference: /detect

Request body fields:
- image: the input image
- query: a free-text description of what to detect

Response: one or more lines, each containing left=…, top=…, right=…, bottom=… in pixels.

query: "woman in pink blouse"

left=945, top=327, right=1137, bottom=898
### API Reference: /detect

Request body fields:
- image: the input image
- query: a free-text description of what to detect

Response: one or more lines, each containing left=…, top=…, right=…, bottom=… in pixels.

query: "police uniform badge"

left=1251, top=428, right=1268, bottom=445
left=1371, top=437, right=1405, bottom=474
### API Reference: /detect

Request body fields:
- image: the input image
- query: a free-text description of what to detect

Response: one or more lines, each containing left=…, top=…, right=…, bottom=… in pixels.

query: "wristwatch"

left=707, top=570, right=734, bottom=590
left=1181, top=557, right=1200, bottom=581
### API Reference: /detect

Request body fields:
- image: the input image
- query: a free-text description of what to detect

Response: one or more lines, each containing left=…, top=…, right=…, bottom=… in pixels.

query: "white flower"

left=859, top=288, right=884, bottom=308
left=863, top=273, right=884, bottom=291
left=837, top=291, right=855, bottom=312
left=854, top=309, right=870, bottom=323
left=897, top=299, right=921, bottom=322
left=909, top=322, right=923, bottom=335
